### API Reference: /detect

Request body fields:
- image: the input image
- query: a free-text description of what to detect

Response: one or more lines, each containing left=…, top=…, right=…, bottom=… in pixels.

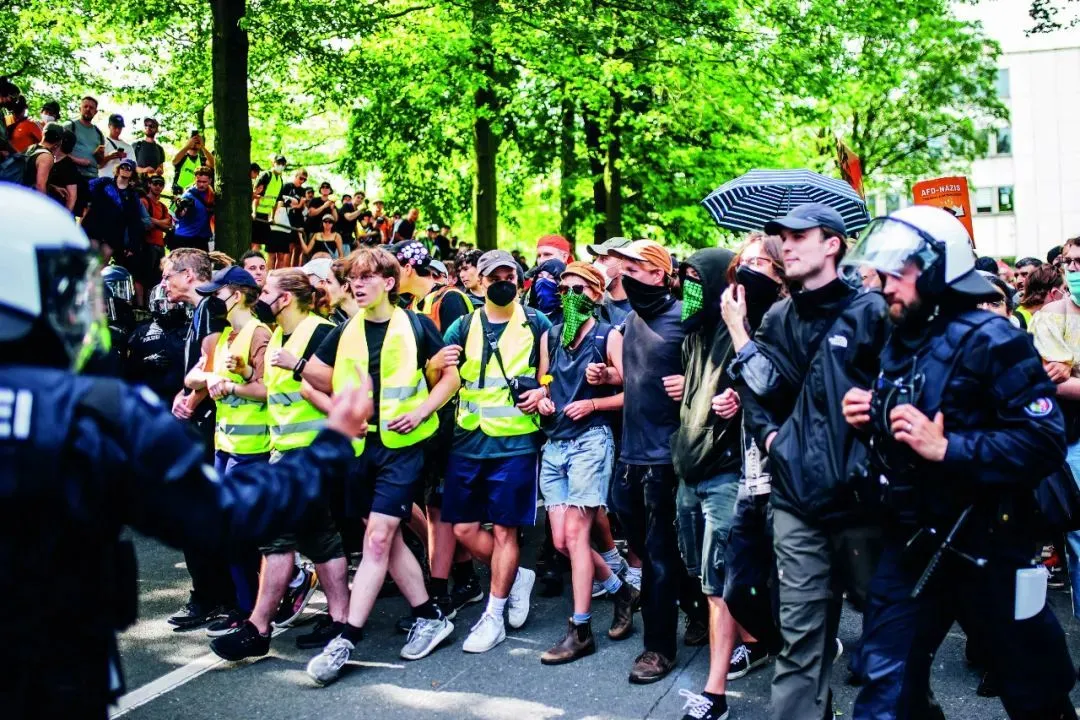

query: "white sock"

left=600, top=548, right=622, bottom=572
left=486, top=594, right=508, bottom=619
left=625, top=566, right=642, bottom=582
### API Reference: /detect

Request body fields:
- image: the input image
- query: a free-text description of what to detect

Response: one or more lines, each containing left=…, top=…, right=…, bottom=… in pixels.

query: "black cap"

left=764, top=202, right=847, bottom=237
left=250, top=162, right=262, bottom=172
left=526, top=258, right=566, bottom=280
left=274, top=155, right=287, bottom=165
left=108, top=113, right=125, bottom=127
left=319, top=181, right=332, bottom=191
left=196, top=267, right=259, bottom=296
left=148, top=175, right=166, bottom=186
left=143, top=116, right=158, bottom=125
left=41, top=101, right=61, bottom=116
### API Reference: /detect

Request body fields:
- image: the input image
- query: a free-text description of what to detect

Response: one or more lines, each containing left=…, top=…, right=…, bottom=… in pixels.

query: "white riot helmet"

left=0, top=183, right=109, bottom=369
left=842, top=205, right=997, bottom=299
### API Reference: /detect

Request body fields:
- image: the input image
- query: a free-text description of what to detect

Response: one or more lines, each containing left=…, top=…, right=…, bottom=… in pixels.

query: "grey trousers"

left=770, top=507, right=883, bottom=720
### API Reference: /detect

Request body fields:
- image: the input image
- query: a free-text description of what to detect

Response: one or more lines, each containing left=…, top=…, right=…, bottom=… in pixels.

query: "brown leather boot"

left=628, top=650, right=675, bottom=684
left=608, top=582, right=640, bottom=640
left=540, top=619, right=596, bottom=665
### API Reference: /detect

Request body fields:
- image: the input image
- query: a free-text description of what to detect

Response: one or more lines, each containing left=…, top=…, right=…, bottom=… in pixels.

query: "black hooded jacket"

left=671, top=248, right=741, bottom=484
left=745, top=277, right=889, bottom=523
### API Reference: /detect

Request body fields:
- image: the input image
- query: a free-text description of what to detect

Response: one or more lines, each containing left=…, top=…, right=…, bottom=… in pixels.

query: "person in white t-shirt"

left=98, top=114, right=135, bottom=178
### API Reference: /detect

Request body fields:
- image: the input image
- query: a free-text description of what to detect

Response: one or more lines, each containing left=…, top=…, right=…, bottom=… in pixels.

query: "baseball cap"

left=429, top=259, right=448, bottom=277
left=561, top=261, right=605, bottom=292
left=536, top=234, right=571, bottom=254
left=609, top=240, right=673, bottom=276
left=274, top=155, right=287, bottom=165
left=143, top=116, right=158, bottom=125
left=108, top=113, right=125, bottom=127
left=117, top=158, right=136, bottom=172
left=302, top=258, right=333, bottom=282
left=764, top=203, right=847, bottom=237
left=389, top=240, right=431, bottom=269
left=148, top=175, right=166, bottom=186
left=586, top=236, right=632, bottom=257
left=427, top=224, right=440, bottom=233
left=477, top=249, right=519, bottom=277
left=196, top=266, right=259, bottom=295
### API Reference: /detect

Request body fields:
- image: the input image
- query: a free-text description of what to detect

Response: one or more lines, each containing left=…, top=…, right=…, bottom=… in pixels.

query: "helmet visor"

left=842, top=217, right=939, bottom=278
left=104, top=273, right=135, bottom=303
left=39, top=250, right=109, bottom=371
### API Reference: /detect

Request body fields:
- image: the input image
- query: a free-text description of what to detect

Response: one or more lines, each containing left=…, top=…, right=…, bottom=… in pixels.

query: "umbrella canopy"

left=701, top=169, right=871, bottom=234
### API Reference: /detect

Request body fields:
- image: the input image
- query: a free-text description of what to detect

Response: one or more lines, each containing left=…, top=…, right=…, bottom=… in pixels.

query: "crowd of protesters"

left=10, top=83, right=1080, bottom=720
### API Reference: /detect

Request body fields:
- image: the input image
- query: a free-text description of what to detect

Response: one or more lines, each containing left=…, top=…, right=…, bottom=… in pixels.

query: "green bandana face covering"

left=1067, top=271, right=1080, bottom=306
left=681, top=277, right=704, bottom=322
left=561, top=290, right=597, bottom=346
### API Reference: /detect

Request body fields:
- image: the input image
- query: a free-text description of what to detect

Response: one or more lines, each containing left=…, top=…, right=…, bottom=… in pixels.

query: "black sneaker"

left=678, top=690, right=728, bottom=720
left=273, top=565, right=318, bottom=628
left=683, top=614, right=708, bottom=647
left=210, top=620, right=271, bottom=661
left=726, top=641, right=775, bottom=680
left=295, top=615, right=346, bottom=650
left=168, top=596, right=224, bottom=630
left=206, top=609, right=247, bottom=638
left=450, top=577, right=484, bottom=614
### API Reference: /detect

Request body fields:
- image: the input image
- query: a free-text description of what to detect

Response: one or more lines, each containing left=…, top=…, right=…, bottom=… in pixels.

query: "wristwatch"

left=293, top=358, right=307, bottom=382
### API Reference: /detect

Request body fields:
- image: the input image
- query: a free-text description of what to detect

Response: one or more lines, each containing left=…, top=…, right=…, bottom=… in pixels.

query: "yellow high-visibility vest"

left=265, top=314, right=332, bottom=452
left=213, top=320, right=270, bottom=455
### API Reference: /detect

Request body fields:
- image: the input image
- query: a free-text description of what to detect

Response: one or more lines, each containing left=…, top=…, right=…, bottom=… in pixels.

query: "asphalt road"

left=113, top=531, right=1080, bottom=720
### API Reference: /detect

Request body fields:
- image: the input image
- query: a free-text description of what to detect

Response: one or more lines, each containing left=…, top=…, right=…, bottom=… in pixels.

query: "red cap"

left=536, top=234, right=571, bottom=254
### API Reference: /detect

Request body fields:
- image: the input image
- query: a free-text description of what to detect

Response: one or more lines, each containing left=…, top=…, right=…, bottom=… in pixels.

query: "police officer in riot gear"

left=102, top=263, right=137, bottom=358
left=0, top=184, right=373, bottom=718
left=124, top=282, right=191, bottom=400
left=840, top=205, right=1076, bottom=720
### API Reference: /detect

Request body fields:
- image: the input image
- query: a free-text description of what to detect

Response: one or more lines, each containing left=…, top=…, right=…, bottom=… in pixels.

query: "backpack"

left=0, top=145, right=49, bottom=186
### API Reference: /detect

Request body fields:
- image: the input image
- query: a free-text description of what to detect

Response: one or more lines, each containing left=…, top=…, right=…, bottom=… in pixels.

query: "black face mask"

left=735, top=266, right=781, bottom=331
left=204, top=295, right=229, bottom=320
left=622, top=274, right=671, bottom=318
left=487, top=280, right=517, bottom=307
left=254, top=299, right=277, bottom=325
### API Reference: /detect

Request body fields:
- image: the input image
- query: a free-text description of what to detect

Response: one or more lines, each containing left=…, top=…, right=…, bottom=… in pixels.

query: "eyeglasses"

left=557, top=284, right=587, bottom=295
left=350, top=272, right=379, bottom=283
left=1064, top=257, right=1080, bottom=271
left=983, top=296, right=1006, bottom=308
left=740, top=256, right=772, bottom=270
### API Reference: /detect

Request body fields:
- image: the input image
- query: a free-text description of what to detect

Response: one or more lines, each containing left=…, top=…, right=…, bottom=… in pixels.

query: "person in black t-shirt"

left=297, top=247, right=461, bottom=684
left=276, top=169, right=309, bottom=259
left=335, top=194, right=361, bottom=252
left=394, top=207, right=419, bottom=242
left=159, top=248, right=241, bottom=629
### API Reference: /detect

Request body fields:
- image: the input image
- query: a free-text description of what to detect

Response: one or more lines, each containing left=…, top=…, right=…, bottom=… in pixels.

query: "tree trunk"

left=559, top=89, right=577, bottom=244
left=582, top=108, right=606, bottom=246
left=210, top=0, right=252, bottom=261
left=472, top=1, right=498, bottom=251
left=604, top=93, right=623, bottom=240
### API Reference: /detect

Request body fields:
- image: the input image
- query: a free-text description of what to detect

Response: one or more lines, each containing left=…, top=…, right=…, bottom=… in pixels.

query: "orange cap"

left=609, top=240, right=672, bottom=275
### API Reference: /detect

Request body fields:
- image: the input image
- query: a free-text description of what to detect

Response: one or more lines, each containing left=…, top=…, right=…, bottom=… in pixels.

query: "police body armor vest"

left=869, top=309, right=995, bottom=525
left=213, top=320, right=271, bottom=455
left=265, top=314, right=332, bottom=452
left=330, top=306, right=438, bottom=455
left=457, top=304, right=538, bottom=437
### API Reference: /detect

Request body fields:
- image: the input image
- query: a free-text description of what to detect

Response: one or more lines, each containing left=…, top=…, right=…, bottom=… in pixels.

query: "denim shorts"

left=539, top=425, right=615, bottom=509
left=675, top=472, right=740, bottom=596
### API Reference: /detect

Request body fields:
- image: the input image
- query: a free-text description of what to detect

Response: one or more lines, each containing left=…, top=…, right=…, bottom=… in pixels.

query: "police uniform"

left=0, top=367, right=355, bottom=718
left=125, top=317, right=187, bottom=400
left=842, top=206, right=1079, bottom=720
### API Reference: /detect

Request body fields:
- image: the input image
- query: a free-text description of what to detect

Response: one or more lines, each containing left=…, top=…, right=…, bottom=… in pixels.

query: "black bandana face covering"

left=735, top=265, right=781, bottom=330
left=621, top=275, right=670, bottom=318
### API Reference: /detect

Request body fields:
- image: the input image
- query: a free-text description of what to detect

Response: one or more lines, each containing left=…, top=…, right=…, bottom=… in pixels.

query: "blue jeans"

left=214, top=451, right=269, bottom=612
left=1065, top=441, right=1080, bottom=619
left=676, top=474, right=740, bottom=596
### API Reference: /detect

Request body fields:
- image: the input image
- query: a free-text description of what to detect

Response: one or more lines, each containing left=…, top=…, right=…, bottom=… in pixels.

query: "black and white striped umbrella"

left=701, top=169, right=871, bottom=234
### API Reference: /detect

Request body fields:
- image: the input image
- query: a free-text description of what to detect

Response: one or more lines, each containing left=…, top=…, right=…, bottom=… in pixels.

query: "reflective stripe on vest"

left=330, top=306, right=439, bottom=455
left=456, top=304, right=538, bottom=437
left=213, top=320, right=271, bottom=454
left=256, top=172, right=284, bottom=216
left=265, top=314, right=333, bottom=452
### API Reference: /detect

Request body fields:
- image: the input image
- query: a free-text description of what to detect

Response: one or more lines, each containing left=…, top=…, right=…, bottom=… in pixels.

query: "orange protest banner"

left=912, top=176, right=975, bottom=246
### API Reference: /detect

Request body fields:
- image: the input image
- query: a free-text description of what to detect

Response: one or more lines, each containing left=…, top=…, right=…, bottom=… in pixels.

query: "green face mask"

left=681, top=277, right=704, bottom=322
left=1067, top=271, right=1080, bottom=306
left=561, top=290, right=597, bottom=346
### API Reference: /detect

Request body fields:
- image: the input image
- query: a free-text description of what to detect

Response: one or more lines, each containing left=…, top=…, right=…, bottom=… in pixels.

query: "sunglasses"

left=557, top=284, right=588, bottom=295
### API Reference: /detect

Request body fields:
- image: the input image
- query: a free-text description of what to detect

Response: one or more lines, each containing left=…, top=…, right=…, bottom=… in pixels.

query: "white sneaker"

left=306, top=635, right=353, bottom=686
left=401, top=616, right=454, bottom=660
left=507, top=567, right=536, bottom=629
left=462, top=612, right=506, bottom=653
left=592, top=580, right=607, bottom=598
left=834, top=638, right=844, bottom=662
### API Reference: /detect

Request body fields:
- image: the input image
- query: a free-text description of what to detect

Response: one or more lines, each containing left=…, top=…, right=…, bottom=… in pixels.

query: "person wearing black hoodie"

left=738, top=204, right=889, bottom=720
left=669, top=247, right=746, bottom=720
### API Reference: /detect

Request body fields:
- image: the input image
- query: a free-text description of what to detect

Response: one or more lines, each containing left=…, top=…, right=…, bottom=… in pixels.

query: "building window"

left=994, top=126, right=1012, bottom=156
left=975, top=187, right=995, bottom=214
left=995, top=68, right=1010, bottom=99
left=998, top=185, right=1015, bottom=213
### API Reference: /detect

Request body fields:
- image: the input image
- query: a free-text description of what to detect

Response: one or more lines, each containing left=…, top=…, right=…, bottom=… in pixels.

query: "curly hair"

left=1022, top=263, right=1064, bottom=307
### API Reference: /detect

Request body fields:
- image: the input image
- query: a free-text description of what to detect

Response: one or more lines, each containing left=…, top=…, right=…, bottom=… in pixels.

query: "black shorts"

left=265, top=230, right=294, bottom=255
left=259, top=449, right=345, bottom=563
left=252, top=213, right=271, bottom=246
left=346, top=433, right=424, bottom=520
